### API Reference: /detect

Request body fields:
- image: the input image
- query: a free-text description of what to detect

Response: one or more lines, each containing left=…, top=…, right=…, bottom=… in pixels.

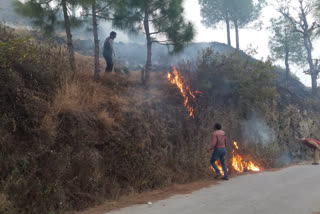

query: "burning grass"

left=2, top=24, right=319, bottom=214
left=210, top=141, right=261, bottom=176
left=232, top=142, right=261, bottom=173
left=166, top=66, right=262, bottom=175
left=0, top=30, right=276, bottom=213
left=0, top=30, right=213, bottom=213
left=167, top=67, right=202, bottom=118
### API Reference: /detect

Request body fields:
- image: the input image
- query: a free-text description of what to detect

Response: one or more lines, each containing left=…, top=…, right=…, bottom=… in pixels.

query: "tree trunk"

left=234, top=20, right=239, bottom=50
left=92, top=0, right=100, bottom=80
left=226, top=18, right=231, bottom=46
left=311, top=74, right=318, bottom=94
left=143, top=10, right=152, bottom=84
left=284, top=46, right=290, bottom=88
left=299, top=1, right=317, bottom=94
left=307, top=38, right=317, bottom=94
left=146, top=40, right=152, bottom=82
left=304, top=35, right=316, bottom=94
left=62, top=0, right=76, bottom=73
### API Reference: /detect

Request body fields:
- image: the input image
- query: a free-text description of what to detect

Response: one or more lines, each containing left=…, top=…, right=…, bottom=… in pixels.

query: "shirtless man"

left=208, top=123, right=229, bottom=180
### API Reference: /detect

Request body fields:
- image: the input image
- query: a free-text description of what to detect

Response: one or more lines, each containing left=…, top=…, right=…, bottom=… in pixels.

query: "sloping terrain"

left=1, top=25, right=320, bottom=214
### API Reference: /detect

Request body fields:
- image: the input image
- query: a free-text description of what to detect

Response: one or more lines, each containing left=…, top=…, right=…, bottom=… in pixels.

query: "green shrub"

left=0, top=37, right=38, bottom=70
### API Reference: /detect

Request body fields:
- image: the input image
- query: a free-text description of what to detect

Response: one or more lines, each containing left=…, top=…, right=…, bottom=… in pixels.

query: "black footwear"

left=312, top=162, right=320, bottom=165
left=222, top=177, right=229, bottom=180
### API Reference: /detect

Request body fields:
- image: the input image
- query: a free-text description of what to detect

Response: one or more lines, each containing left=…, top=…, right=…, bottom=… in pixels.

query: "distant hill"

left=0, top=0, right=30, bottom=26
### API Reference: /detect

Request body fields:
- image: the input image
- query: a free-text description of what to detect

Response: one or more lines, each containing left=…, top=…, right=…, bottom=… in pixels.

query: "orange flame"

left=234, top=141, right=239, bottom=149
left=210, top=141, right=261, bottom=175
left=167, top=67, right=198, bottom=118
left=167, top=68, right=261, bottom=174
left=232, top=141, right=261, bottom=172
left=210, top=165, right=225, bottom=176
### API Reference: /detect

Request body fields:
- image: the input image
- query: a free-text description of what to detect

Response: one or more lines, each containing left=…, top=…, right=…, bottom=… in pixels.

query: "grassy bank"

left=1, top=25, right=320, bottom=214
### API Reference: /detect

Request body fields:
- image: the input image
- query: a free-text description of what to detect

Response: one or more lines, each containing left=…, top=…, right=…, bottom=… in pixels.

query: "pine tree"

left=14, top=0, right=81, bottom=73
left=278, top=0, right=319, bottom=94
left=199, top=0, right=233, bottom=46
left=230, top=0, right=265, bottom=50
left=80, top=0, right=114, bottom=80
left=269, top=17, right=306, bottom=85
left=314, top=0, right=320, bottom=37
left=113, top=0, right=194, bottom=84
left=14, top=0, right=57, bottom=36
left=62, top=0, right=76, bottom=72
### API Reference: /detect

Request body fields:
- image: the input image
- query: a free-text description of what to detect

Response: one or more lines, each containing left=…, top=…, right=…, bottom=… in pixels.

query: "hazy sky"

left=183, top=0, right=316, bottom=87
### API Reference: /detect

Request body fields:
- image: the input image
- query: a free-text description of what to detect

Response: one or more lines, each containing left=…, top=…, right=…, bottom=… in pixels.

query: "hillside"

left=0, top=0, right=30, bottom=26
left=1, top=25, right=320, bottom=214
left=73, top=39, right=245, bottom=70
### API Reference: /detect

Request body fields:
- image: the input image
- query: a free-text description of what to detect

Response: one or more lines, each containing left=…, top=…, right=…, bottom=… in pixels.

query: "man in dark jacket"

left=103, top=31, right=117, bottom=72
left=208, top=123, right=229, bottom=180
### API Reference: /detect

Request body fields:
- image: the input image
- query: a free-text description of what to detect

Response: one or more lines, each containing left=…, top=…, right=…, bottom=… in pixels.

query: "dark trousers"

left=210, top=148, right=228, bottom=178
left=103, top=54, right=113, bottom=72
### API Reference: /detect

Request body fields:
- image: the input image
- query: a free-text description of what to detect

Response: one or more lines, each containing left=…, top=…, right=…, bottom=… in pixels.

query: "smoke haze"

left=241, top=114, right=276, bottom=146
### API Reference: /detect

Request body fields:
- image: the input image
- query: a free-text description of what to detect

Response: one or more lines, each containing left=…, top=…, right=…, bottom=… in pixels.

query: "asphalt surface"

left=107, top=164, right=320, bottom=214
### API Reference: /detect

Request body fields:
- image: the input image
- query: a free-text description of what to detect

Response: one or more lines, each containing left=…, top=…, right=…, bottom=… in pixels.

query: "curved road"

left=107, top=164, right=320, bottom=214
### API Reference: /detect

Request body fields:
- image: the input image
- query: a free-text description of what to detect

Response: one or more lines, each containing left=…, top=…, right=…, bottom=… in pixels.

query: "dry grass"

left=75, top=53, right=108, bottom=75
left=3, top=23, right=320, bottom=214
left=0, top=23, right=205, bottom=214
left=98, top=110, right=115, bottom=129
left=0, top=194, right=15, bottom=214
left=52, top=75, right=105, bottom=113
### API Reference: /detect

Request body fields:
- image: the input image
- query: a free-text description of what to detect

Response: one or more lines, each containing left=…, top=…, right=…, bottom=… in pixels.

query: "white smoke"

left=277, top=152, right=292, bottom=166
left=241, top=114, right=276, bottom=145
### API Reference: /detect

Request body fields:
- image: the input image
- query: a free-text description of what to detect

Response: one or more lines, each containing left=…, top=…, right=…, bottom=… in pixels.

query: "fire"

left=232, top=141, right=261, bottom=172
left=167, top=67, right=261, bottom=175
left=247, top=161, right=260, bottom=171
left=167, top=67, right=200, bottom=118
left=234, top=141, right=239, bottom=149
left=210, top=165, right=224, bottom=175
left=210, top=141, right=261, bottom=175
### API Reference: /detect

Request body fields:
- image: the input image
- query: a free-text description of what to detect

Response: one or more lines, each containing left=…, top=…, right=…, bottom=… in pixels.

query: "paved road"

left=107, top=164, right=320, bottom=214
